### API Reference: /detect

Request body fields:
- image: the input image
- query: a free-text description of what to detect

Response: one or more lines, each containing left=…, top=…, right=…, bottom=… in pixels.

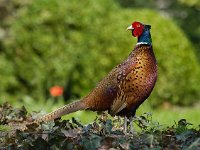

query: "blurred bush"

left=0, top=0, right=199, bottom=106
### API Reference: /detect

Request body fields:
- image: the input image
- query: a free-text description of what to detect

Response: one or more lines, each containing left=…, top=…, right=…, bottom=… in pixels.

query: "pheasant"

left=26, top=21, right=157, bottom=131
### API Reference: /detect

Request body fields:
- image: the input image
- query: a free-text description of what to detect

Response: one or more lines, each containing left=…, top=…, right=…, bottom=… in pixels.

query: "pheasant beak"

left=127, top=25, right=134, bottom=31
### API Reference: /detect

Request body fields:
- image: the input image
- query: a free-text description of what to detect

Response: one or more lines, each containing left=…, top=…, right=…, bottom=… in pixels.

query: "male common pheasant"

left=34, top=21, right=157, bottom=130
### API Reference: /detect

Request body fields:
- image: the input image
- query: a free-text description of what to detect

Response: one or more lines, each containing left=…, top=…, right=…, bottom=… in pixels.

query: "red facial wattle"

left=131, top=22, right=145, bottom=37
left=132, top=27, right=144, bottom=37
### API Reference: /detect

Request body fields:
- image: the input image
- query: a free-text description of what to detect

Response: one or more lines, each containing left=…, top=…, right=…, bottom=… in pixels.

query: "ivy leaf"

left=61, top=128, right=79, bottom=137
left=82, top=124, right=93, bottom=134
left=31, top=137, right=49, bottom=149
left=105, top=119, right=113, bottom=134
left=81, top=134, right=102, bottom=149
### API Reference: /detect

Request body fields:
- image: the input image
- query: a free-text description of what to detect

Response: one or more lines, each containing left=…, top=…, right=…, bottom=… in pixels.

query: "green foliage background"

left=0, top=0, right=199, bottom=106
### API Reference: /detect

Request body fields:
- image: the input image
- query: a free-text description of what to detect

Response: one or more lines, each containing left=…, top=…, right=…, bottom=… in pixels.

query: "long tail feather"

left=34, top=100, right=86, bottom=123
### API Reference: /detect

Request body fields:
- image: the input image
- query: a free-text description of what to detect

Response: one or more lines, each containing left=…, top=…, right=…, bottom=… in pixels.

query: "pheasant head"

left=127, top=21, right=152, bottom=45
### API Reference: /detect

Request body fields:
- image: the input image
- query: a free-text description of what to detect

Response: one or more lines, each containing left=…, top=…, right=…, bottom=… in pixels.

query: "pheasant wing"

left=110, top=61, right=138, bottom=115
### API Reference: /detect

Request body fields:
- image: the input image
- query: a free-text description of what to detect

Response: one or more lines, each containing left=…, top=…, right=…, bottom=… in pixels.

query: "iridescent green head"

left=127, top=21, right=152, bottom=45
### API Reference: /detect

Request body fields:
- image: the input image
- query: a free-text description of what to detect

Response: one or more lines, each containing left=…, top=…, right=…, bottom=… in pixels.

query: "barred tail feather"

left=34, top=100, right=86, bottom=123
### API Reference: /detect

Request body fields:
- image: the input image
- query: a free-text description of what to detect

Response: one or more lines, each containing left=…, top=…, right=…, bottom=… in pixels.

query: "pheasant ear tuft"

left=145, top=25, right=151, bottom=29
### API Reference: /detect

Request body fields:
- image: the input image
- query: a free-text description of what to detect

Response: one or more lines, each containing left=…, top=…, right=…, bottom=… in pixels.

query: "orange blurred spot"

left=49, top=86, right=64, bottom=97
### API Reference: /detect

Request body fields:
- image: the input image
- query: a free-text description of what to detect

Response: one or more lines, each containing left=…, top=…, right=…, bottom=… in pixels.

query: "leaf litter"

left=0, top=102, right=199, bottom=149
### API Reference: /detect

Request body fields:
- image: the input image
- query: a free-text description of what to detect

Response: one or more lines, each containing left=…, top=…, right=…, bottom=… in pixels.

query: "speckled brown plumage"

left=83, top=44, right=157, bottom=117
left=32, top=21, right=158, bottom=124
